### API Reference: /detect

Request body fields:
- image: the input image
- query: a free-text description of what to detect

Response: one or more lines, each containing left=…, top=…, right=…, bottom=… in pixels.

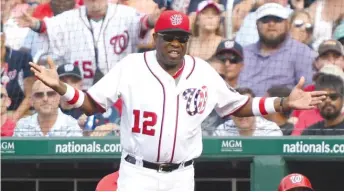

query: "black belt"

left=124, top=155, right=193, bottom=172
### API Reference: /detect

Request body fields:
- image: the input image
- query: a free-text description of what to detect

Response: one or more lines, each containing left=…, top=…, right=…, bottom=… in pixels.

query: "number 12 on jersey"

left=132, top=110, right=157, bottom=136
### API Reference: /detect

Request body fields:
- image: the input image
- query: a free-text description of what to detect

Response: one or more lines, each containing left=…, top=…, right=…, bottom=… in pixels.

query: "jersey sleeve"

left=86, top=55, right=128, bottom=111
left=214, top=75, right=249, bottom=117
left=126, top=7, right=151, bottom=45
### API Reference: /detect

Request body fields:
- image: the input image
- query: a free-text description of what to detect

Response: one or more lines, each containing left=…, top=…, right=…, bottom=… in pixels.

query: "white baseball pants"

left=117, top=158, right=195, bottom=191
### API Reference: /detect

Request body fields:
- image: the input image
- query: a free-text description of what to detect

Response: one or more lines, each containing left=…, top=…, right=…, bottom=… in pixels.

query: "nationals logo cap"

left=154, top=10, right=191, bottom=34
left=278, top=173, right=313, bottom=191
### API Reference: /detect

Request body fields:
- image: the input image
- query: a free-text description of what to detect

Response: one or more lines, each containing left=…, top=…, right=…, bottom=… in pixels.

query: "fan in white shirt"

left=13, top=80, right=82, bottom=137
left=213, top=87, right=283, bottom=137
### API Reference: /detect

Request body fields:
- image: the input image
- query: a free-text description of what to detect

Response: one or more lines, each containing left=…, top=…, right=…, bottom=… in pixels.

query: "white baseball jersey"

left=87, top=50, right=249, bottom=163
left=44, top=4, right=149, bottom=90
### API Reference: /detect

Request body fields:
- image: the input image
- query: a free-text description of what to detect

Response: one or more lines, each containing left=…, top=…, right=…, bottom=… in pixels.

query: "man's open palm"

left=29, top=57, right=60, bottom=88
left=288, top=77, right=327, bottom=110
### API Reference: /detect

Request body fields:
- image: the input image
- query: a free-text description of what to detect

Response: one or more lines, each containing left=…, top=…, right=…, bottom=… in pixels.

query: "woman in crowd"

left=187, top=0, right=224, bottom=60
left=289, top=10, right=314, bottom=47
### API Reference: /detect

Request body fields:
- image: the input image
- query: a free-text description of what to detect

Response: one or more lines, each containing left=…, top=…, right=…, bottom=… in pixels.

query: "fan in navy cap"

left=215, top=40, right=244, bottom=88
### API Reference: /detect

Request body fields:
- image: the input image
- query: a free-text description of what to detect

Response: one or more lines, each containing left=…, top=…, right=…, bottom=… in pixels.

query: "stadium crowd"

left=1, top=0, right=344, bottom=138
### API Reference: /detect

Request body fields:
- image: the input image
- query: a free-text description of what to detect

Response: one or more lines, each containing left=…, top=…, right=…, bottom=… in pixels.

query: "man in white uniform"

left=29, top=10, right=327, bottom=191
left=16, top=0, right=162, bottom=90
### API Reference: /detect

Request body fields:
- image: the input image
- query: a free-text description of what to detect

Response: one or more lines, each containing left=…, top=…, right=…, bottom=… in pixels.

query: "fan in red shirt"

left=96, top=171, right=119, bottom=191
left=291, top=64, right=344, bottom=135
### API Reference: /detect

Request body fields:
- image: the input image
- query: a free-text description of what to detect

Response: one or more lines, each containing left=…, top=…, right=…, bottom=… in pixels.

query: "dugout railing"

left=1, top=137, right=344, bottom=191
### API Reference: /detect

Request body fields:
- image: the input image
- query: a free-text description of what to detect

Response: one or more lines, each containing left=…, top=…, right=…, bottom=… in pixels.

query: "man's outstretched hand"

left=286, top=76, right=327, bottom=110
left=29, top=57, right=61, bottom=91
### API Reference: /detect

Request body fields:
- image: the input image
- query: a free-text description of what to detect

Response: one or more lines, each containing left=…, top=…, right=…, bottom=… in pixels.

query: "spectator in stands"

left=187, top=0, right=224, bottom=60
left=289, top=10, right=314, bottom=47
left=13, top=80, right=82, bottom=137
left=308, top=0, right=344, bottom=51
left=201, top=56, right=226, bottom=136
left=16, top=0, right=162, bottom=91
left=264, top=86, right=293, bottom=135
left=290, top=45, right=344, bottom=124
left=333, top=21, right=344, bottom=46
left=313, top=39, right=344, bottom=71
left=1, top=26, right=35, bottom=122
left=238, top=3, right=314, bottom=96
left=292, top=64, right=344, bottom=135
left=234, top=0, right=292, bottom=47
left=214, top=39, right=243, bottom=88
left=20, top=0, right=76, bottom=63
left=302, top=74, right=344, bottom=135
left=1, top=85, right=16, bottom=137
left=213, top=87, right=283, bottom=136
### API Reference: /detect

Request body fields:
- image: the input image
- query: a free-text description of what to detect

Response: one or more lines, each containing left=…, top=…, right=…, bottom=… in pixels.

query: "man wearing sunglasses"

left=302, top=74, right=344, bottom=136
left=214, top=39, right=244, bottom=88
left=13, top=80, right=82, bottom=137
left=29, top=10, right=327, bottom=191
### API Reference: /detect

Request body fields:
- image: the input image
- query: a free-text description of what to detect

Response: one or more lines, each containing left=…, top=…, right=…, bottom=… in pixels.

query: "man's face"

left=84, top=0, right=108, bottom=15
left=0, top=86, right=10, bottom=115
left=154, top=32, right=189, bottom=68
left=318, top=88, right=343, bottom=120
left=257, top=16, right=289, bottom=47
left=217, top=52, right=243, bottom=81
left=31, top=81, right=60, bottom=116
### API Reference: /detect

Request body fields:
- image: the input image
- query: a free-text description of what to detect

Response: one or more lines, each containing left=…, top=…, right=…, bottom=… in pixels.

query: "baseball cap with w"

left=154, top=10, right=191, bottom=34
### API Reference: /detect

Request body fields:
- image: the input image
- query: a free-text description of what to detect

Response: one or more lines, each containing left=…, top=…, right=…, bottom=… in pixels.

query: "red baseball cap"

left=96, top=171, right=119, bottom=191
left=278, top=173, right=313, bottom=191
left=154, top=10, right=191, bottom=34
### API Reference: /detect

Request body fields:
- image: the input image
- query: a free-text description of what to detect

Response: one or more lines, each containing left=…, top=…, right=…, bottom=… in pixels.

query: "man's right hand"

left=29, top=57, right=66, bottom=95
left=15, top=12, right=39, bottom=29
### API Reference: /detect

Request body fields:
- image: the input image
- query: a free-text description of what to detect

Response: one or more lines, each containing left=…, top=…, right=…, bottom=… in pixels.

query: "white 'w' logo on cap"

left=170, top=14, right=183, bottom=26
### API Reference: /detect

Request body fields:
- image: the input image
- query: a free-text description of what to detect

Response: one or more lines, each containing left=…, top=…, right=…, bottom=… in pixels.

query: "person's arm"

left=29, top=56, right=126, bottom=116
left=214, top=68, right=326, bottom=118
